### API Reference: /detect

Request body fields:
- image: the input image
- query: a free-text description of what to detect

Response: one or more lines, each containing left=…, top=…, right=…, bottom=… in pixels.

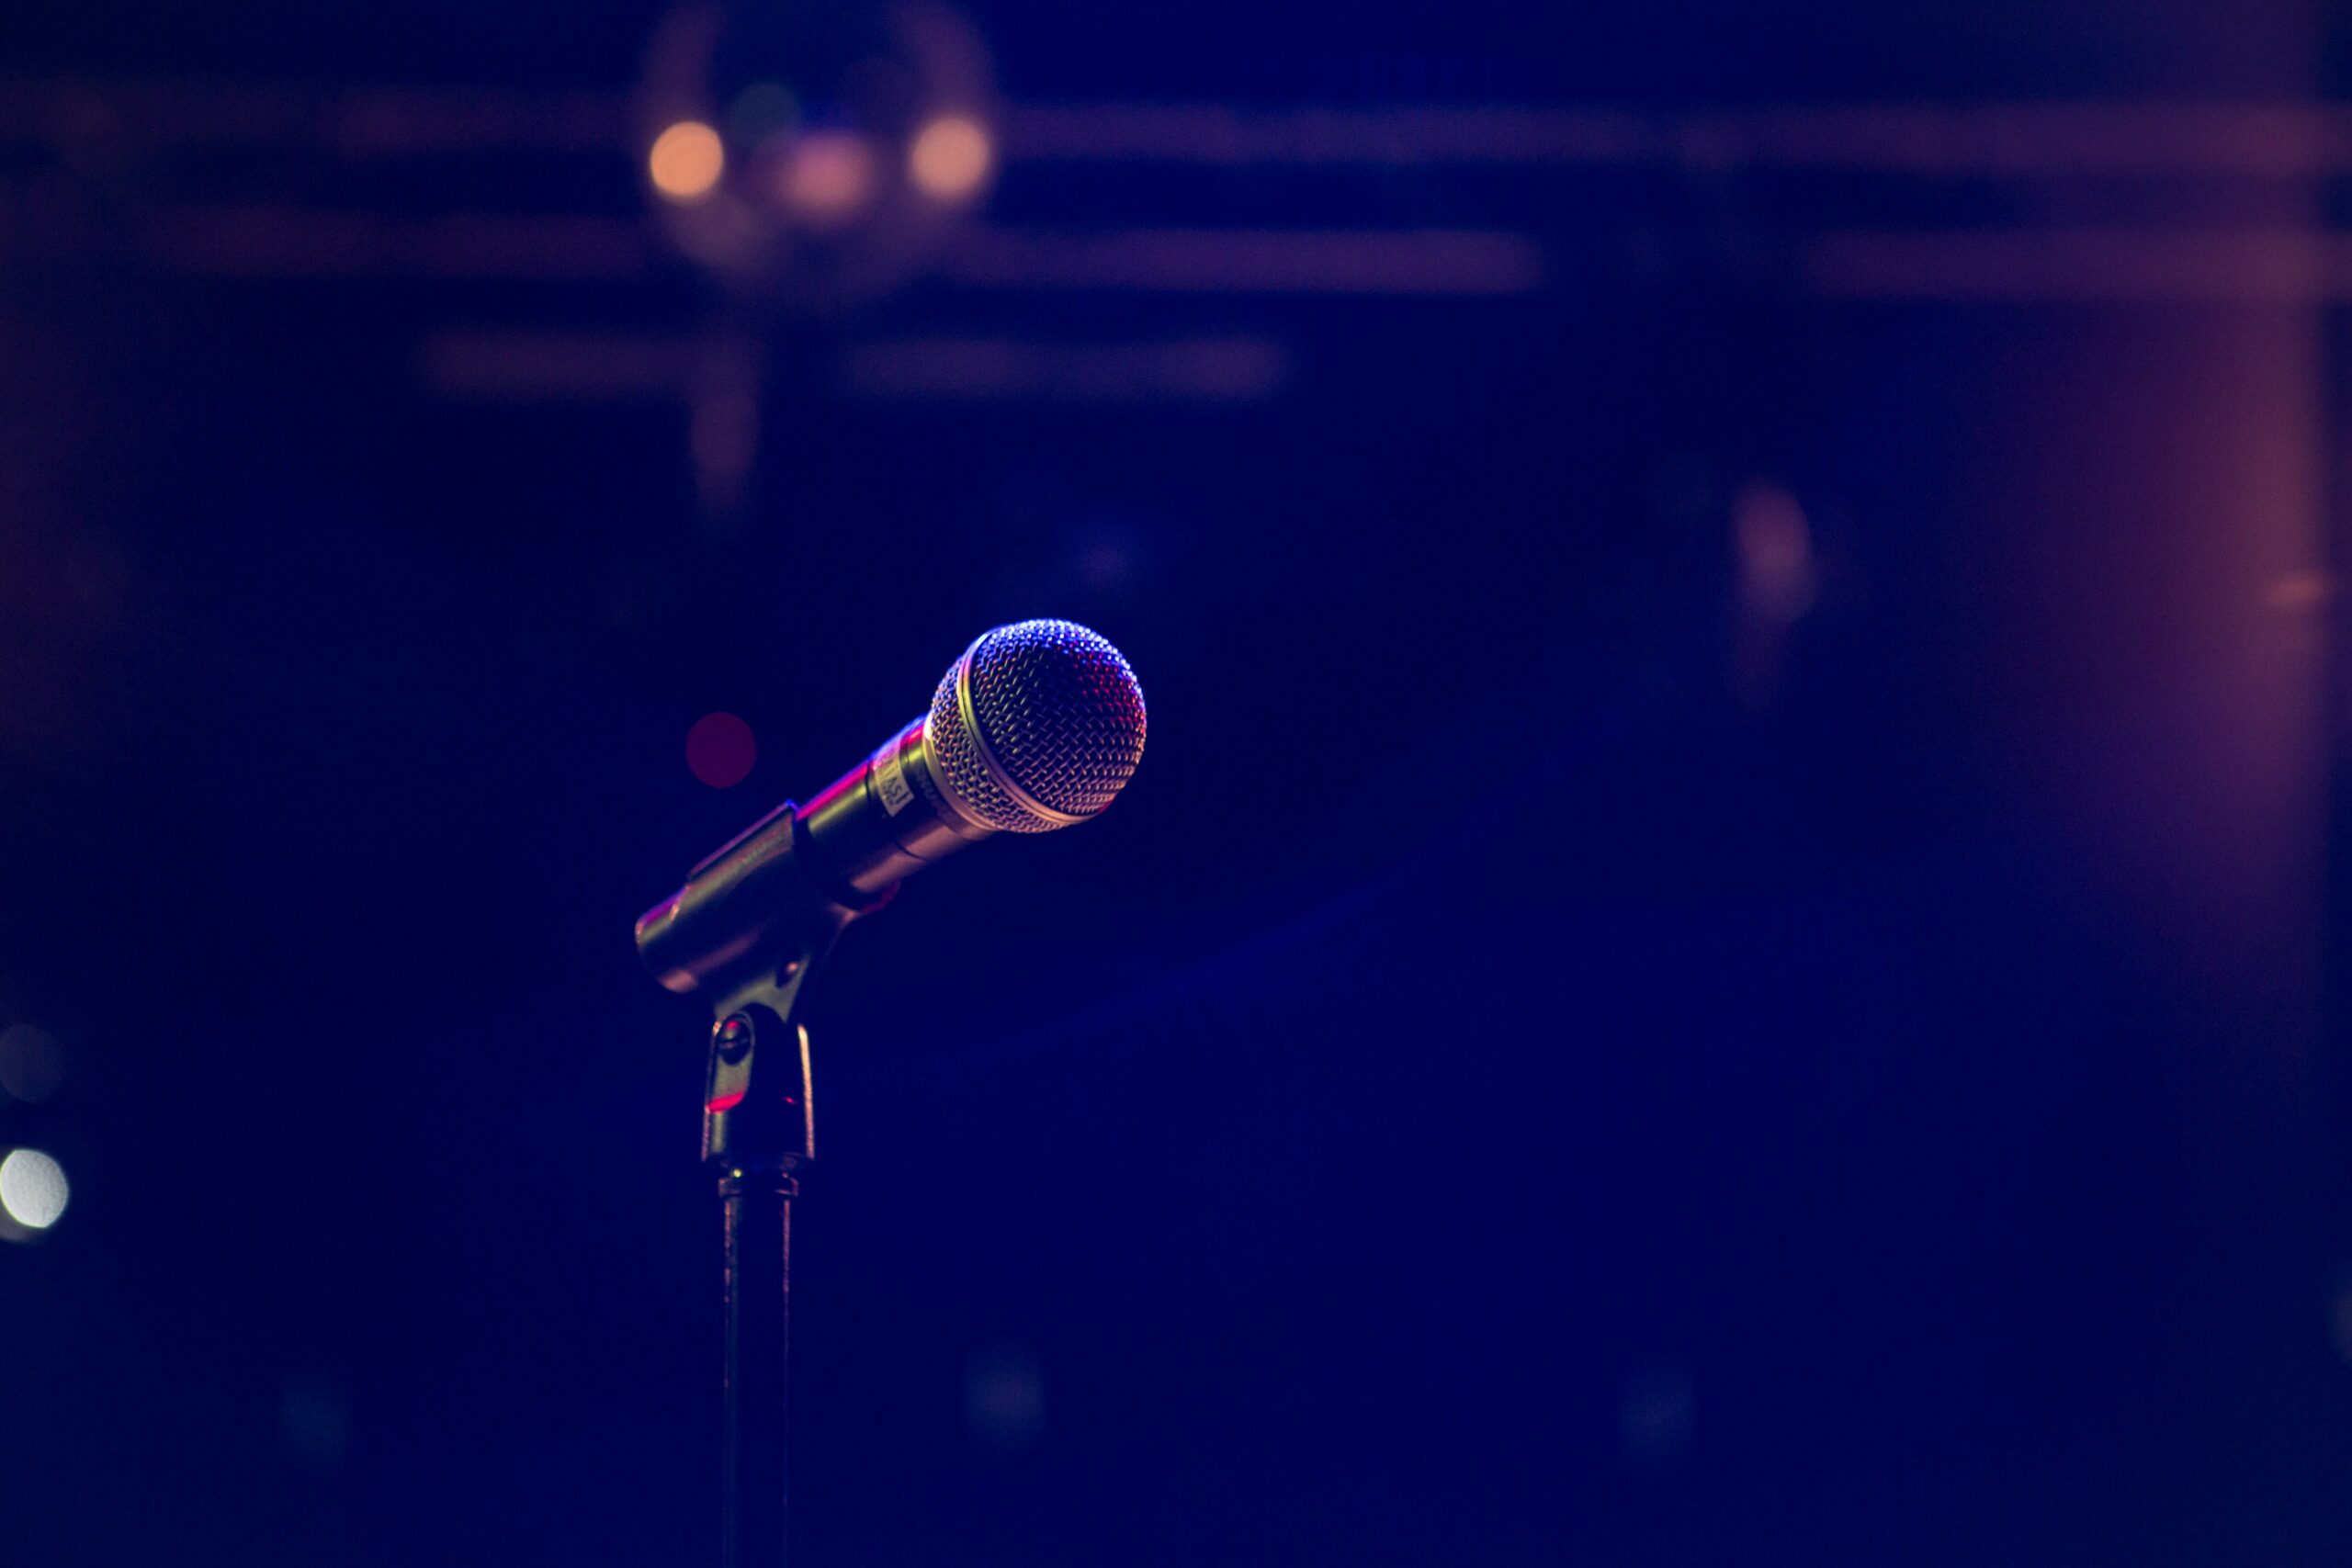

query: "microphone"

left=636, top=619, right=1147, bottom=998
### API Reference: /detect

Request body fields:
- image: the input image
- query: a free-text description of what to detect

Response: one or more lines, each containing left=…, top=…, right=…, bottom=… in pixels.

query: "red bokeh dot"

left=685, top=712, right=757, bottom=788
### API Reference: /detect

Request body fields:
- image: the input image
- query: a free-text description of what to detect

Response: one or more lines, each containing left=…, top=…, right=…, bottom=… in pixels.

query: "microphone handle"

left=634, top=716, right=992, bottom=1001
left=796, top=716, right=993, bottom=902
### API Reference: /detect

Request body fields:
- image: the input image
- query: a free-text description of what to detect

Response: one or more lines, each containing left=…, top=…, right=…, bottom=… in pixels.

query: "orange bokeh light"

left=909, top=115, right=992, bottom=201
left=650, top=121, right=725, bottom=202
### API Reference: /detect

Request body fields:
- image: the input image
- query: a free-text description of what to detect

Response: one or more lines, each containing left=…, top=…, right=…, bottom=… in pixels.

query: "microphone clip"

left=700, top=953, right=823, bottom=1181
left=635, top=798, right=869, bottom=1177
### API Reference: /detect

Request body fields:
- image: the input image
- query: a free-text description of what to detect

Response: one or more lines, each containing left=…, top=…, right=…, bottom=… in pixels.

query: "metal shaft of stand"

left=721, top=1171, right=795, bottom=1568
left=635, top=810, right=841, bottom=1568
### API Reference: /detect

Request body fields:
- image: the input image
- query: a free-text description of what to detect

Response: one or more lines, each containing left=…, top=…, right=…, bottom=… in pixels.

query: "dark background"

left=2, top=1, right=2349, bottom=1563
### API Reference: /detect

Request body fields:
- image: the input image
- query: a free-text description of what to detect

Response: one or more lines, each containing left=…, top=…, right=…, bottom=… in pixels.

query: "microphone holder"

left=637, top=800, right=873, bottom=1568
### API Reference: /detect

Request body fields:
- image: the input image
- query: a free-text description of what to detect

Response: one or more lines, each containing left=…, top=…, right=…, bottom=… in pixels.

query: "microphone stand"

left=706, top=948, right=823, bottom=1568
left=633, top=620, right=1143, bottom=1567
left=638, top=801, right=869, bottom=1568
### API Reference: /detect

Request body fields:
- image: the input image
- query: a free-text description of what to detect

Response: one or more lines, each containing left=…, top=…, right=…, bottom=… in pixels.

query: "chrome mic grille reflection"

left=925, top=619, right=1149, bottom=831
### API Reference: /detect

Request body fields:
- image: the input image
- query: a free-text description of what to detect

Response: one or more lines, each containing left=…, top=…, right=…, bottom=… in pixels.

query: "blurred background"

left=4, top=0, right=2351, bottom=1562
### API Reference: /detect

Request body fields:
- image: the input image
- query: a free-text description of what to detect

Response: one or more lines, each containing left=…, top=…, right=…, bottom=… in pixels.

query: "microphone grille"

left=926, top=619, right=1148, bottom=832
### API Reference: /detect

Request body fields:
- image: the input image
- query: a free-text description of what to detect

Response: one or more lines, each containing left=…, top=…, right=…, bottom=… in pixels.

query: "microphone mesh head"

left=925, top=620, right=1148, bottom=832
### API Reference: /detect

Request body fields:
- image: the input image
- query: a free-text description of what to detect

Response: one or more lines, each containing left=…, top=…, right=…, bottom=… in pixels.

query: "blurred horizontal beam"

left=0, top=78, right=627, bottom=155
left=420, top=330, right=1293, bottom=404
left=1003, top=102, right=2352, bottom=176
left=26, top=182, right=2352, bottom=306
left=154, top=206, right=2352, bottom=304
left=6, top=79, right=2352, bottom=178
left=938, top=227, right=1544, bottom=294
left=147, top=206, right=655, bottom=278
left=31, top=200, right=1542, bottom=294
left=837, top=335, right=1290, bottom=400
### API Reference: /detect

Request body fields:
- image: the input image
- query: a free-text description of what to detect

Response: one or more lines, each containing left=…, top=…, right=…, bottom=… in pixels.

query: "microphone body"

left=636, top=620, right=1146, bottom=1000
left=797, top=715, right=996, bottom=904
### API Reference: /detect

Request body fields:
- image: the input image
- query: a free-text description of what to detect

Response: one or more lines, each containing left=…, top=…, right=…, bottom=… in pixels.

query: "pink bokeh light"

left=685, top=711, right=757, bottom=788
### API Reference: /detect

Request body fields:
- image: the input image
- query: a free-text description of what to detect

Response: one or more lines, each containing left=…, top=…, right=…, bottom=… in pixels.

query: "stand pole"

left=703, top=990, right=822, bottom=1568
left=635, top=803, right=852, bottom=1568
left=721, top=1169, right=797, bottom=1568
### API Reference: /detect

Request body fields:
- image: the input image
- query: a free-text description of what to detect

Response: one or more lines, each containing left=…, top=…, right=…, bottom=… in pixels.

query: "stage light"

left=650, top=121, right=726, bottom=202
left=0, top=1149, right=69, bottom=1232
left=780, top=130, right=876, bottom=223
left=909, top=114, right=992, bottom=201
